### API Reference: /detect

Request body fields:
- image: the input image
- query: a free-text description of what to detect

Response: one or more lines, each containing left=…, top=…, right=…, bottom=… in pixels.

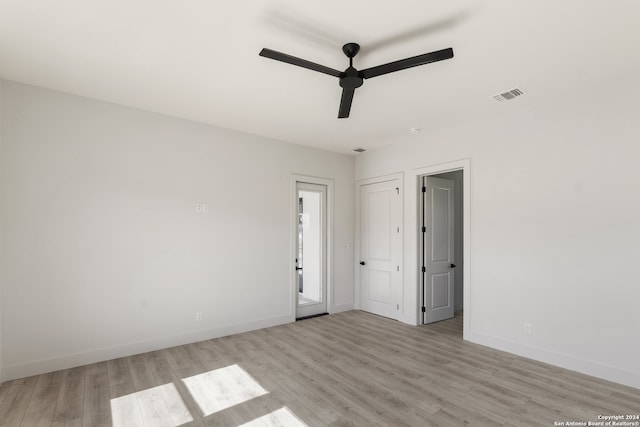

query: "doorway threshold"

left=296, top=312, right=329, bottom=321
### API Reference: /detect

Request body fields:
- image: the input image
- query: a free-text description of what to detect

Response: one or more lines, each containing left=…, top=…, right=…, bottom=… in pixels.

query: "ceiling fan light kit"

left=259, top=42, right=454, bottom=118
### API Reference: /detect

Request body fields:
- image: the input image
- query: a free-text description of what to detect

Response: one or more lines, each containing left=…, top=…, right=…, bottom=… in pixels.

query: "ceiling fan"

left=259, top=43, right=454, bottom=118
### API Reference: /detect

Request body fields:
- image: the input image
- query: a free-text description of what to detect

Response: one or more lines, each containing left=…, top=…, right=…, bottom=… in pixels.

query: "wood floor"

left=0, top=311, right=638, bottom=426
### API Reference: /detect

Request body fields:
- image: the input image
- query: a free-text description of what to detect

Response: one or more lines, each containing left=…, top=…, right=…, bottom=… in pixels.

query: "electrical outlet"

left=196, top=312, right=203, bottom=322
left=524, top=322, right=532, bottom=335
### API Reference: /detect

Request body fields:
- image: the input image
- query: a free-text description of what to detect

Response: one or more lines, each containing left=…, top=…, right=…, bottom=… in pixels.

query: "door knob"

left=450, top=263, right=456, bottom=268
left=295, top=267, right=303, bottom=270
left=360, top=261, right=366, bottom=266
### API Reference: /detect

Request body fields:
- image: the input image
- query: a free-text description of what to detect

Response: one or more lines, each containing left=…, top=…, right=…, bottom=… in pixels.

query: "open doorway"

left=295, top=182, right=327, bottom=318
left=419, top=169, right=464, bottom=327
left=291, top=175, right=334, bottom=321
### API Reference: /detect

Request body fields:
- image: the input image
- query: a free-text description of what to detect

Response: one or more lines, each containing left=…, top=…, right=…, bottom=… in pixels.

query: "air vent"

left=493, top=88, right=524, bottom=102
left=353, top=148, right=366, bottom=153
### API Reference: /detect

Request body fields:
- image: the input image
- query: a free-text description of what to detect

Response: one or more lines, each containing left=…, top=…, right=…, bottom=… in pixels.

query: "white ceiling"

left=1, top=0, right=639, bottom=154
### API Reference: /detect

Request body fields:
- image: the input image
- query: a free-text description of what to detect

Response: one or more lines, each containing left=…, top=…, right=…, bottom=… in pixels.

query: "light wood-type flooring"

left=0, top=311, right=638, bottom=426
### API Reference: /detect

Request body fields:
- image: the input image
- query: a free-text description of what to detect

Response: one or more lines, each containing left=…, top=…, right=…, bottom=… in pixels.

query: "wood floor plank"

left=0, top=382, right=11, bottom=408
left=1, top=311, right=638, bottom=426
left=143, top=350, right=207, bottom=426
left=126, top=353, right=158, bottom=392
left=141, top=351, right=175, bottom=385
left=106, top=358, right=135, bottom=400
left=0, top=376, right=39, bottom=426
left=161, top=346, right=199, bottom=379
left=610, top=389, right=640, bottom=413
left=51, top=366, right=86, bottom=427
left=21, top=371, right=63, bottom=427
left=82, top=362, right=111, bottom=427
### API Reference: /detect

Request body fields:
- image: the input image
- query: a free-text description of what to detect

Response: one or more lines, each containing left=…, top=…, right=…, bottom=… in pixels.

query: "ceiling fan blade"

left=360, top=47, right=453, bottom=79
left=338, top=87, right=355, bottom=118
left=259, top=48, right=343, bottom=78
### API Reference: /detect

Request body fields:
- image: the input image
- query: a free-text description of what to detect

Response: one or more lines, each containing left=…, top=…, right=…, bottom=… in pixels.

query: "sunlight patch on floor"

left=182, top=364, right=268, bottom=416
left=238, top=407, right=308, bottom=427
left=110, top=382, right=193, bottom=427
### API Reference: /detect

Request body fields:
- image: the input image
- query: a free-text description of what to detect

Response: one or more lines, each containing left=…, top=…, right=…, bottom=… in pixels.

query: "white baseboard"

left=331, top=303, right=355, bottom=314
left=467, top=331, right=640, bottom=390
left=398, top=313, right=419, bottom=326
left=2, top=314, right=292, bottom=382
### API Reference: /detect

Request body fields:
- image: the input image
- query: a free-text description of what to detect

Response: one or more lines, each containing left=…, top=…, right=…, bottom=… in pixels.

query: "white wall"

left=356, top=72, right=640, bottom=389
left=0, top=81, right=355, bottom=381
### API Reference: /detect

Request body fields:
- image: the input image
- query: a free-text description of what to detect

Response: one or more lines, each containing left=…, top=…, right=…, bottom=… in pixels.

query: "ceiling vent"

left=353, top=148, right=366, bottom=153
left=493, top=88, right=524, bottom=102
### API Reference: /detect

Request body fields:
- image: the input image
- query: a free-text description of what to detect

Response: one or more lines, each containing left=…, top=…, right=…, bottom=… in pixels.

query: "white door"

left=422, top=176, right=455, bottom=324
left=296, top=182, right=327, bottom=319
left=359, top=179, right=402, bottom=319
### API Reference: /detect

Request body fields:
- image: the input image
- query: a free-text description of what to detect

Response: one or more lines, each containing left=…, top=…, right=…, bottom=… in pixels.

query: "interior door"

left=422, top=176, right=455, bottom=324
left=295, top=182, right=327, bottom=319
left=359, top=179, right=402, bottom=319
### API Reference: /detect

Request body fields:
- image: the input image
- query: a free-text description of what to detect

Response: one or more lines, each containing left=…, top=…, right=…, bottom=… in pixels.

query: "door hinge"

left=397, top=226, right=400, bottom=233
left=396, top=265, right=399, bottom=271
left=421, top=306, right=426, bottom=313
left=421, top=266, right=426, bottom=273
left=395, top=187, right=399, bottom=194
left=422, top=226, right=426, bottom=233
left=422, top=186, right=426, bottom=192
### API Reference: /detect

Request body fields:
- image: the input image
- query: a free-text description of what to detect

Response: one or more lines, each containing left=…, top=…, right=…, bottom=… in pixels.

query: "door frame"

left=290, top=175, right=334, bottom=321
left=413, top=159, right=470, bottom=339
left=355, top=172, right=404, bottom=318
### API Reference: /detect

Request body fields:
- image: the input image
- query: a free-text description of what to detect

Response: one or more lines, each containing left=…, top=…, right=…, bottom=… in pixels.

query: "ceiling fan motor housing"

left=340, top=67, right=364, bottom=89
